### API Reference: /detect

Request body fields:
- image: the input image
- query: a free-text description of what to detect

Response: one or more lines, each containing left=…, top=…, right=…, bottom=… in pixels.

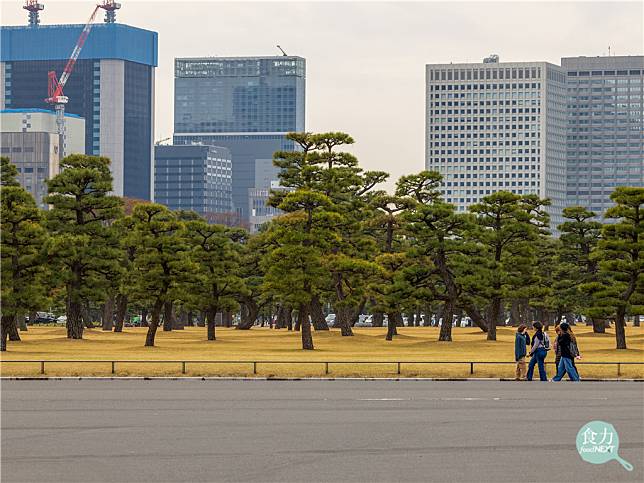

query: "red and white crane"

left=44, top=1, right=121, bottom=156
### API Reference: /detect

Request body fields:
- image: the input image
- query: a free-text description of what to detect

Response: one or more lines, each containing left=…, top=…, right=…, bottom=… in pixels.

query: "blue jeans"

left=527, top=348, right=548, bottom=381
left=553, top=357, right=580, bottom=381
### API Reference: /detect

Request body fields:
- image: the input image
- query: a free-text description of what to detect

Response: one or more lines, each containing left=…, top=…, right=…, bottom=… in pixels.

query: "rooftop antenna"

left=23, top=1, right=44, bottom=27
left=100, top=0, right=121, bottom=23
left=276, top=45, right=288, bottom=56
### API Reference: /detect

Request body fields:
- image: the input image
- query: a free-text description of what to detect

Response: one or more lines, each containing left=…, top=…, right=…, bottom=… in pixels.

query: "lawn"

left=1, top=326, right=642, bottom=378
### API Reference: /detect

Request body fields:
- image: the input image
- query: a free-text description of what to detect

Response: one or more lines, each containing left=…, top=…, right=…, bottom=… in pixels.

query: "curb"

left=2, top=376, right=643, bottom=382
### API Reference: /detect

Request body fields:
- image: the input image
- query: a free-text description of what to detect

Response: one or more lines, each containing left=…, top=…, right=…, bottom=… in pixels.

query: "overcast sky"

left=2, top=0, right=642, bottom=187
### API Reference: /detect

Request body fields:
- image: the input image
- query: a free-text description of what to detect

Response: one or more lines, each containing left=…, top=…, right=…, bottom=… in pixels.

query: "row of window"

left=567, top=70, right=642, bottom=76
left=429, top=66, right=544, bottom=81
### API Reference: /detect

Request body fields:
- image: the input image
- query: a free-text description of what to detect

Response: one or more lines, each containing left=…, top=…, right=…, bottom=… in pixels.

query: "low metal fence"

left=1, top=360, right=643, bottom=377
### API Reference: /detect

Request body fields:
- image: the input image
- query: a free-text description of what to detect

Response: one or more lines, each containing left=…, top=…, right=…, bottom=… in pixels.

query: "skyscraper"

left=173, top=56, right=305, bottom=221
left=425, top=56, right=567, bottom=230
left=154, top=144, right=233, bottom=215
left=0, top=23, right=158, bottom=200
left=562, top=55, right=644, bottom=216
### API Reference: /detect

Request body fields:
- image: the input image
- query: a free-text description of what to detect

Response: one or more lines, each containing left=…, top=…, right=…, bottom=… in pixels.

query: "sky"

left=1, top=0, right=642, bottom=188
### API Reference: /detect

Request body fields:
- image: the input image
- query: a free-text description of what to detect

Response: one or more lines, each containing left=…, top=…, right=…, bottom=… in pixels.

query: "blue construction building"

left=1, top=23, right=158, bottom=200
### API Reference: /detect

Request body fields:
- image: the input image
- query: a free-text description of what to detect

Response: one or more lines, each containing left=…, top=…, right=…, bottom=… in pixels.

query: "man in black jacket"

left=552, top=322, right=580, bottom=381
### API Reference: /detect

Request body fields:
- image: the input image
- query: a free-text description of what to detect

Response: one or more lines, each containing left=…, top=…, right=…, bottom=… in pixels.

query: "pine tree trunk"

left=82, top=302, right=95, bottom=329
left=294, top=315, right=301, bottom=331
left=140, top=308, right=149, bottom=327
left=144, top=301, right=163, bottom=347
left=438, top=300, right=454, bottom=342
left=373, top=312, right=384, bottom=327
left=634, top=316, right=641, bottom=327
left=162, top=301, right=173, bottom=331
left=17, top=314, right=27, bottom=331
left=299, top=304, right=314, bottom=350
left=2, top=314, right=20, bottom=349
left=286, top=309, right=293, bottom=331
left=173, top=307, right=184, bottom=330
left=67, top=286, right=84, bottom=339
left=197, top=311, right=206, bottom=327
left=465, top=304, right=488, bottom=333
left=206, top=308, right=217, bottom=341
left=102, top=296, right=115, bottom=331
left=338, top=308, right=354, bottom=336
left=7, top=314, right=21, bottom=342
left=615, top=308, right=627, bottom=350
left=310, top=296, right=329, bottom=330
left=223, top=311, right=233, bottom=327
left=0, top=315, right=11, bottom=351
left=237, top=299, right=259, bottom=330
left=385, top=312, right=398, bottom=341
left=487, top=298, right=499, bottom=340
left=113, top=294, right=128, bottom=332
left=591, top=317, right=606, bottom=334
left=510, top=300, right=521, bottom=327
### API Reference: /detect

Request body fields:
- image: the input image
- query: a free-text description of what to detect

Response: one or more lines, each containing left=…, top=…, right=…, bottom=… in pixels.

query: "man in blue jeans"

left=526, top=322, right=549, bottom=381
left=552, top=322, right=580, bottom=381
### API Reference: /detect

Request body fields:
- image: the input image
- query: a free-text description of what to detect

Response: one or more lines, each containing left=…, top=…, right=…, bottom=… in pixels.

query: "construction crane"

left=101, top=0, right=121, bottom=23
left=23, top=1, right=44, bottom=28
left=44, top=1, right=120, bottom=157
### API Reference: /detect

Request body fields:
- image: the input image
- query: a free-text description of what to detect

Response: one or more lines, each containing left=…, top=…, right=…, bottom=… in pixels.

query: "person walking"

left=514, top=325, right=528, bottom=380
left=553, top=324, right=563, bottom=369
left=526, top=322, right=550, bottom=381
left=553, top=322, right=581, bottom=381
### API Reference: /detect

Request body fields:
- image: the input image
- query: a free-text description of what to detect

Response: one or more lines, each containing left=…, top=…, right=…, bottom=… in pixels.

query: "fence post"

left=253, top=362, right=257, bottom=375
left=325, top=362, right=329, bottom=375
left=470, top=362, right=474, bottom=375
left=397, top=362, right=401, bottom=375
left=182, top=362, right=186, bottom=374
left=40, top=361, right=45, bottom=375
left=111, top=361, right=115, bottom=374
left=617, top=363, right=621, bottom=377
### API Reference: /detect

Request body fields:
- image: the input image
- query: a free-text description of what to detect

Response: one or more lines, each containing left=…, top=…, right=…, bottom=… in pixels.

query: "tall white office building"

left=425, top=56, right=567, bottom=231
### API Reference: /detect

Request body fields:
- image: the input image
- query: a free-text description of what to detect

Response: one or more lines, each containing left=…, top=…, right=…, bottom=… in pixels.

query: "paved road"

left=1, top=380, right=643, bottom=482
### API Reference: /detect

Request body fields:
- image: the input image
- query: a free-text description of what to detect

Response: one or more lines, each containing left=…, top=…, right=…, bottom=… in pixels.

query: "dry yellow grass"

left=1, top=326, right=643, bottom=378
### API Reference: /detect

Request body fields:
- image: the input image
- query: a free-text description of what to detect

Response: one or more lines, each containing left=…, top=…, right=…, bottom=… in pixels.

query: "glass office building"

left=154, top=145, right=232, bottom=215
left=426, top=57, right=567, bottom=231
left=1, top=23, right=158, bottom=200
left=173, top=56, right=305, bottom=221
left=562, top=56, right=644, bottom=217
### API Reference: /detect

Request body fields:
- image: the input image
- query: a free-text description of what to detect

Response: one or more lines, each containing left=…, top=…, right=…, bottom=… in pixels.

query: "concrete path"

left=2, top=380, right=642, bottom=482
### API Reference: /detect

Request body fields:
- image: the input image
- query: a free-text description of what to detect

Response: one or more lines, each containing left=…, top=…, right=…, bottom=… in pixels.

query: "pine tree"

left=556, top=207, right=603, bottom=331
left=467, top=192, right=549, bottom=340
left=44, top=155, right=123, bottom=339
left=126, top=204, right=192, bottom=347
left=587, top=187, right=643, bottom=349
left=185, top=220, right=243, bottom=340
left=1, top=158, right=48, bottom=351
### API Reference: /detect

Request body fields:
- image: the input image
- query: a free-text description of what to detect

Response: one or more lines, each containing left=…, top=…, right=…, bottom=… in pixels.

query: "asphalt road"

left=1, top=380, right=643, bottom=483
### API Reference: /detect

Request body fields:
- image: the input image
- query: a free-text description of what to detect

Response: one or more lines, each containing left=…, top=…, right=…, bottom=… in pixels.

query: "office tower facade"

left=1, top=108, right=85, bottom=208
left=425, top=57, right=567, bottom=230
left=562, top=56, right=644, bottom=216
left=173, top=56, right=305, bottom=221
left=154, top=145, right=233, bottom=215
left=0, top=23, right=158, bottom=200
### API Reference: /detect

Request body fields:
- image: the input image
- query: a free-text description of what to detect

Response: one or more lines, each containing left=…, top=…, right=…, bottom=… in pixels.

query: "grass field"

left=1, top=326, right=643, bottom=378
